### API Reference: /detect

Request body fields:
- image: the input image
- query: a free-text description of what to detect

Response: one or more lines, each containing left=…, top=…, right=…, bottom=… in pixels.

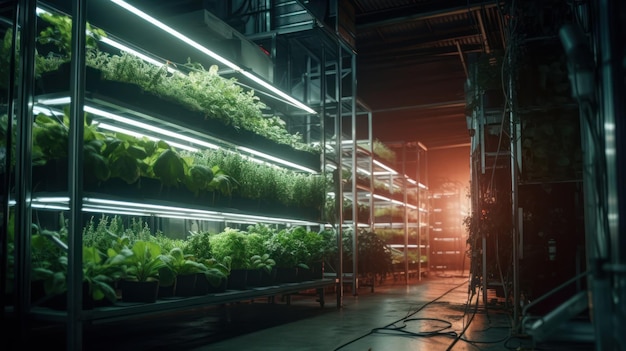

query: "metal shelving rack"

left=2, top=1, right=362, bottom=350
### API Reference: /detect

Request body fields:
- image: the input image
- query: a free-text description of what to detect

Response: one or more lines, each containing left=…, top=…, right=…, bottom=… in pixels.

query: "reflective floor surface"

left=10, top=271, right=597, bottom=350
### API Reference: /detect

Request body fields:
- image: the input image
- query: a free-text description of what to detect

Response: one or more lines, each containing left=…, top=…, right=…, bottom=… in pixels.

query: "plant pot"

left=227, top=269, right=248, bottom=290
left=31, top=280, right=99, bottom=310
left=245, top=269, right=263, bottom=287
left=195, top=273, right=227, bottom=294
left=174, top=274, right=197, bottom=297
left=298, top=262, right=324, bottom=281
left=158, top=280, right=176, bottom=298
left=275, top=267, right=299, bottom=284
left=119, top=280, right=159, bottom=303
left=259, top=267, right=277, bottom=286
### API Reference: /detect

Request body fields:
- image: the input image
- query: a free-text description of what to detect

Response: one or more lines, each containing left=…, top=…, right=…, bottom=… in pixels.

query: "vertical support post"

left=1, top=0, right=18, bottom=317
left=508, top=46, right=520, bottom=332
left=14, top=0, right=37, bottom=338
left=597, top=0, right=624, bottom=347
left=350, top=50, right=358, bottom=295
left=68, top=1, right=87, bottom=350
left=403, top=143, right=409, bottom=284
left=333, top=56, right=343, bottom=309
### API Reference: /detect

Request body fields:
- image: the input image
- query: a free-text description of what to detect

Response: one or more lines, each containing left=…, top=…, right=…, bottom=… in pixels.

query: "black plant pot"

left=158, top=282, right=176, bottom=298
left=174, top=274, right=197, bottom=297
left=119, top=280, right=159, bottom=303
left=245, top=269, right=263, bottom=288
left=195, top=273, right=228, bottom=294
left=227, top=269, right=248, bottom=290
left=31, top=280, right=101, bottom=310
left=275, top=267, right=299, bottom=284
left=259, top=268, right=277, bottom=286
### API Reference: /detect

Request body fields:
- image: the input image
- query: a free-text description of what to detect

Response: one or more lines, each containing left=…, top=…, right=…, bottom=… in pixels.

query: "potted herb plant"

left=161, top=247, right=208, bottom=297
left=118, top=240, right=167, bottom=303
left=209, top=228, right=249, bottom=290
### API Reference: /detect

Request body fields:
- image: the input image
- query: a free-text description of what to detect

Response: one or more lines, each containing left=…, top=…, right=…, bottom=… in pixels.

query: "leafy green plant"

left=373, top=139, right=396, bottom=165
left=209, top=228, right=249, bottom=270
left=186, top=230, right=214, bottom=261
left=200, top=257, right=230, bottom=287
left=249, top=254, right=275, bottom=274
left=82, top=246, right=129, bottom=303
left=162, top=247, right=207, bottom=276
left=37, top=12, right=105, bottom=58
left=121, top=240, right=167, bottom=282
left=265, top=227, right=309, bottom=269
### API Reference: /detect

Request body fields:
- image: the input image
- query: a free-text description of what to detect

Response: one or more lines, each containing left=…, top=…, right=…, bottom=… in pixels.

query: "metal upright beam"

left=597, top=0, right=625, bottom=348
left=14, top=0, right=37, bottom=339
left=67, top=1, right=87, bottom=349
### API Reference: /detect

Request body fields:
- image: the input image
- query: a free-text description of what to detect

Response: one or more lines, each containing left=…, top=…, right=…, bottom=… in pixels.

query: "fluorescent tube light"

left=36, top=99, right=314, bottom=173
left=237, top=146, right=317, bottom=174
left=372, top=159, right=397, bottom=175
left=98, top=123, right=199, bottom=152
left=37, top=97, right=71, bottom=105
left=85, top=106, right=219, bottom=150
left=110, top=0, right=316, bottom=115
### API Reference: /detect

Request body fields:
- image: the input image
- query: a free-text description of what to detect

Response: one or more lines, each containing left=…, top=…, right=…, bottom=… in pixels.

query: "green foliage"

left=343, top=229, right=394, bottom=279
left=160, top=247, right=208, bottom=287
left=187, top=148, right=326, bottom=209
left=209, top=228, right=249, bottom=270
left=249, top=254, right=275, bottom=274
left=31, top=217, right=129, bottom=303
left=83, top=49, right=316, bottom=153
left=82, top=246, right=128, bottom=302
left=265, top=227, right=309, bottom=269
left=121, top=240, right=167, bottom=282
left=37, top=12, right=106, bottom=58
left=201, top=257, right=230, bottom=287
left=152, top=148, right=187, bottom=188
left=372, top=140, right=396, bottom=165
left=185, top=230, right=214, bottom=261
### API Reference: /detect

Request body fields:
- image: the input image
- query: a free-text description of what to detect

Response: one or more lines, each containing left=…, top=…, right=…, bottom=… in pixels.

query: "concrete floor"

left=14, top=271, right=597, bottom=350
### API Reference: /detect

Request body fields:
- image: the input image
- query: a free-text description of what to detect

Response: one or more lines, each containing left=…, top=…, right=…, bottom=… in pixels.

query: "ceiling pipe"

left=456, top=40, right=469, bottom=78
left=357, top=2, right=500, bottom=31
left=372, top=100, right=466, bottom=113
left=475, top=8, right=491, bottom=54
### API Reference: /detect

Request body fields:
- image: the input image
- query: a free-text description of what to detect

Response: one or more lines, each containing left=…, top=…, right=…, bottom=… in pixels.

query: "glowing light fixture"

left=238, top=146, right=317, bottom=174
left=85, top=106, right=220, bottom=150
left=32, top=197, right=320, bottom=226
left=372, top=159, right=397, bottom=175
left=98, top=123, right=199, bottom=152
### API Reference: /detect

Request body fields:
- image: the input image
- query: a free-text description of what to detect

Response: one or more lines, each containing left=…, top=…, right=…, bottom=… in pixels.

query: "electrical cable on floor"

left=445, top=284, right=480, bottom=350
left=332, top=280, right=469, bottom=351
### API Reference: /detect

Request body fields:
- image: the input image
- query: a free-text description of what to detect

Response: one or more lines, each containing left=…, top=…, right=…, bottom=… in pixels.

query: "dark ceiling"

left=349, top=0, right=506, bottom=185
left=353, top=0, right=505, bottom=151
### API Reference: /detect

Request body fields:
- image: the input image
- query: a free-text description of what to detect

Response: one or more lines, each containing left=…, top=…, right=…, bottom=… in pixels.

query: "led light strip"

left=98, top=123, right=199, bottom=152
left=237, top=146, right=318, bottom=174
left=85, top=106, right=220, bottom=150
left=367, top=193, right=418, bottom=210
left=31, top=197, right=321, bottom=226
left=372, top=159, right=398, bottom=175
left=36, top=99, right=314, bottom=172
left=110, top=0, right=316, bottom=115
